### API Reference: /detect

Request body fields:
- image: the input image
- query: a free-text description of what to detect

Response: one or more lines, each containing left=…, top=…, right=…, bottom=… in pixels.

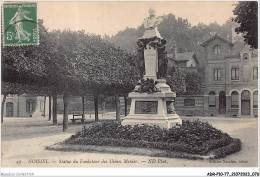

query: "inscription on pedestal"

left=135, top=101, right=158, bottom=114
left=144, top=48, right=157, bottom=78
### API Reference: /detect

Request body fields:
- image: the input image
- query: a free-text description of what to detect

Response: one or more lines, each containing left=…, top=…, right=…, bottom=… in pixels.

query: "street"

left=1, top=114, right=258, bottom=167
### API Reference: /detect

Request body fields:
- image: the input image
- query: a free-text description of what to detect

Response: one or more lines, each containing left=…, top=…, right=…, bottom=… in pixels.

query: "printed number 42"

left=6, top=32, right=14, bottom=40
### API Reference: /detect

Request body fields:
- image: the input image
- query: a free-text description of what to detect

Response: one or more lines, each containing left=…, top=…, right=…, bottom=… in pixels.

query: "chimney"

left=231, top=26, right=235, bottom=43
left=172, top=43, right=177, bottom=58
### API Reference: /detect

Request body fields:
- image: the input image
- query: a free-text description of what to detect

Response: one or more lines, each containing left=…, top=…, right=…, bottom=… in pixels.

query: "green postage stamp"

left=2, top=2, right=38, bottom=46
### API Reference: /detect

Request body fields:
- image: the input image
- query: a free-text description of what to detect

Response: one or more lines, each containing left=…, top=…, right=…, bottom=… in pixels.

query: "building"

left=3, top=94, right=48, bottom=117
left=167, top=44, right=200, bottom=73
left=174, top=34, right=258, bottom=118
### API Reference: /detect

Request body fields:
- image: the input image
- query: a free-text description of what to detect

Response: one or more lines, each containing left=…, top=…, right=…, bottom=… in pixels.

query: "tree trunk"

left=82, top=96, right=85, bottom=119
left=124, top=94, right=128, bottom=116
left=17, top=95, right=20, bottom=117
left=115, top=94, right=120, bottom=121
left=43, top=96, right=46, bottom=117
left=53, top=94, right=57, bottom=125
left=1, top=94, right=7, bottom=124
left=48, top=95, right=52, bottom=121
left=102, top=101, right=106, bottom=117
left=94, top=93, right=99, bottom=122
left=63, top=93, right=69, bottom=132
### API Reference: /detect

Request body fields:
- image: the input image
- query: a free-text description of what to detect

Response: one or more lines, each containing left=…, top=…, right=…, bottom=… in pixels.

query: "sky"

left=38, top=1, right=238, bottom=36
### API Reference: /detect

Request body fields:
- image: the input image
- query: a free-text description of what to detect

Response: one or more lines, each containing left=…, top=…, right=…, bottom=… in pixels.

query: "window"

left=241, top=90, right=250, bottom=100
left=253, top=91, right=258, bottom=108
left=231, top=91, right=239, bottom=108
left=184, top=99, right=195, bottom=106
left=231, top=68, right=239, bottom=80
left=243, top=53, right=249, bottom=60
left=214, top=69, right=221, bottom=81
left=219, top=91, right=226, bottom=108
left=214, top=45, right=221, bottom=54
left=253, top=67, right=258, bottom=80
left=26, top=99, right=35, bottom=112
left=209, top=91, right=216, bottom=107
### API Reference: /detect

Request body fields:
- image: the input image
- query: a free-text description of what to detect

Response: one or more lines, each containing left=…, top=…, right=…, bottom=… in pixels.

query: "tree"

left=185, top=72, right=201, bottom=95
left=2, top=22, right=139, bottom=129
left=166, top=68, right=202, bottom=96
left=49, top=30, right=139, bottom=128
left=166, top=68, right=186, bottom=95
left=107, top=13, right=245, bottom=53
left=1, top=20, right=57, bottom=124
left=233, top=1, right=258, bottom=48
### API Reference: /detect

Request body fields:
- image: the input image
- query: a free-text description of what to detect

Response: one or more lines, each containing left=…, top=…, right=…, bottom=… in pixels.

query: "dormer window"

left=214, top=45, right=221, bottom=54
left=243, top=53, right=249, bottom=60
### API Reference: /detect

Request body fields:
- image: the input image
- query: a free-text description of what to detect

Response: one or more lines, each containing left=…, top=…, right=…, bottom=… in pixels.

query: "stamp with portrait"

left=2, top=2, right=38, bottom=46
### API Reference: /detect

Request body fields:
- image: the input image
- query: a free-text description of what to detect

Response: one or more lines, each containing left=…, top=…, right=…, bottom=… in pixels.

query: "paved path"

left=1, top=115, right=258, bottom=167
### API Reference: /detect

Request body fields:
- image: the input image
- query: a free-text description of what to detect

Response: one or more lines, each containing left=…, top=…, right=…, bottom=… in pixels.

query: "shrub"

left=212, top=138, right=242, bottom=159
left=64, top=120, right=241, bottom=158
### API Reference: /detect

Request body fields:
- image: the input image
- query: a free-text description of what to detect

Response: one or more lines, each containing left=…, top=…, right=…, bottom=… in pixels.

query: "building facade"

left=174, top=34, right=258, bottom=118
left=3, top=94, right=48, bottom=117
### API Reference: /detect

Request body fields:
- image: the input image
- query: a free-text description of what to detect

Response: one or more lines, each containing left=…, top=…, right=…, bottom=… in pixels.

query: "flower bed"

left=62, top=120, right=241, bottom=159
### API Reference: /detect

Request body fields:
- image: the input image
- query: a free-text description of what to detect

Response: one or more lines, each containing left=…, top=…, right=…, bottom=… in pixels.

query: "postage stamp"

left=2, top=2, right=38, bottom=46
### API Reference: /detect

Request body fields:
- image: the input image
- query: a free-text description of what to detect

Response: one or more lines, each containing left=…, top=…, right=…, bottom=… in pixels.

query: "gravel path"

left=1, top=114, right=258, bottom=167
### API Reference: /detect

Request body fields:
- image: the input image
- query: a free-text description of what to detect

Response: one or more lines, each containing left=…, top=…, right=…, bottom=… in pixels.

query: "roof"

left=167, top=52, right=194, bottom=61
left=200, top=33, right=234, bottom=47
left=225, top=41, right=258, bottom=58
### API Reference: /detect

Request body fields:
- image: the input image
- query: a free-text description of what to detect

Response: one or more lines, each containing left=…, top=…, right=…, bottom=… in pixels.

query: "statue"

left=122, top=8, right=182, bottom=129
left=141, top=8, right=163, bottom=39
left=9, top=6, right=32, bottom=42
left=157, top=39, right=168, bottom=79
left=137, top=40, right=145, bottom=77
left=137, top=8, right=167, bottom=79
left=134, top=78, right=159, bottom=94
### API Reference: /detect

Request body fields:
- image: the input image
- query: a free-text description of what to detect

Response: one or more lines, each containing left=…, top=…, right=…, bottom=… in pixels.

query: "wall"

left=205, top=38, right=232, bottom=61
left=175, top=95, right=204, bottom=116
left=56, top=95, right=129, bottom=115
left=4, top=95, right=18, bottom=117
left=18, top=94, right=48, bottom=117
left=186, top=56, right=197, bottom=67
left=3, top=94, right=49, bottom=118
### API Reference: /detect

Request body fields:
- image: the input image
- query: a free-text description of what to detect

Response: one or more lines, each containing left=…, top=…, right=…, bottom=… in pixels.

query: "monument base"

left=122, top=114, right=182, bottom=129
left=121, top=79, right=182, bottom=129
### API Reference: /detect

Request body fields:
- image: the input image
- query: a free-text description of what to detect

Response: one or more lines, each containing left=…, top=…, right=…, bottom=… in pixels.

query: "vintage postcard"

left=1, top=1, right=259, bottom=176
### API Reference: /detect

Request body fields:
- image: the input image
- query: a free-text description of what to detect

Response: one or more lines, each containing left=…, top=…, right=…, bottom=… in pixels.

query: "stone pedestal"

left=122, top=79, right=182, bottom=129
left=143, top=46, right=158, bottom=80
